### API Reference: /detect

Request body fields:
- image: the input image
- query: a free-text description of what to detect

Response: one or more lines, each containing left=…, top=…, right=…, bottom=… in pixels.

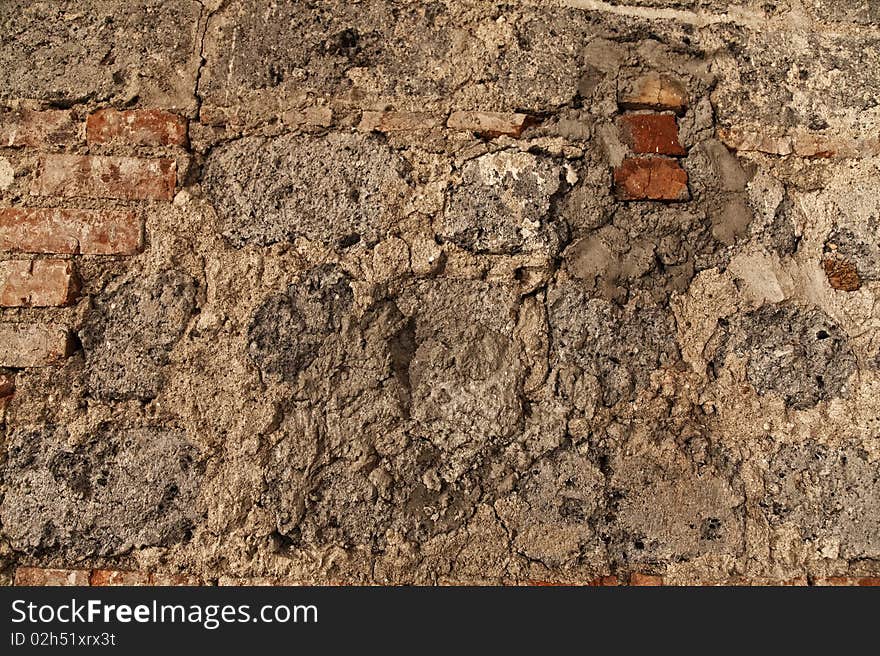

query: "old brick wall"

left=1, top=0, right=879, bottom=586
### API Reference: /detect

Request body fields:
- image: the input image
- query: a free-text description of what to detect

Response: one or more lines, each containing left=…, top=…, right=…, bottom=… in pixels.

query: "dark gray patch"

left=248, top=265, right=354, bottom=382
left=712, top=304, right=856, bottom=409
left=764, top=443, right=880, bottom=559
left=81, top=270, right=196, bottom=401
left=0, top=426, right=202, bottom=558
left=548, top=285, right=681, bottom=406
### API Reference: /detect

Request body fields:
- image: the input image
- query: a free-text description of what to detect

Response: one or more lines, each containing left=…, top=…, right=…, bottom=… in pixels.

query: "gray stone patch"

left=711, top=304, right=857, bottom=409
left=247, top=265, right=354, bottom=383
left=439, top=150, right=565, bottom=255
left=81, top=270, right=196, bottom=401
left=202, top=132, right=411, bottom=249
left=0, top=426, right=202, bottom=558
left=712, top=27, right=880, bottom=134
left=765, top=443, right=880, bottom=559
left=548, top=284, right=681, bottom=406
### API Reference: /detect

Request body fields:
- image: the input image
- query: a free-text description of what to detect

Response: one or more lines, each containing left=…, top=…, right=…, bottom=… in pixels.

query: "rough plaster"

left=0, top=0, right=879, bottom=585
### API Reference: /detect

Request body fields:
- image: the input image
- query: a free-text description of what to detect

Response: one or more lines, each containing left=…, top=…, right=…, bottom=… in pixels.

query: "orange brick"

left=0, top=259, right=79, bottom=307
left=0, top=323, right=73, bottom=367
left=587, top=575, right=619, bottom=586
left=619, top=114, right=685, bottom=156
left=613, top=157, right=689, bottom=201
left=0, top=109, right=79, bottom=149
left=630, top=573, right=663, bottom=586
left=87, top=108, right=188, bottom=147
left=815, top=577, right=880, bottom=586
left=15, top=567, right=89, bottom=586
left=0, top=373, right=14, bottom=397
left=0, top=207, right=142, bottom=255
left=359, top=111, right=442, bottom=133
left=619, top=74, right=688, bottom=114
left=823, top=255, right=861, bottom=292
left=447, top=111, right=537, bottom=137
left=31, top=154, right=176, bottom=201
left=89, top=569, right=151, bottom=586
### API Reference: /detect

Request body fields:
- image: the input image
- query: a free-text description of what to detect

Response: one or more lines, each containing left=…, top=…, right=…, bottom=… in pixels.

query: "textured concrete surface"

left=1, top=0, right=879, bottom=586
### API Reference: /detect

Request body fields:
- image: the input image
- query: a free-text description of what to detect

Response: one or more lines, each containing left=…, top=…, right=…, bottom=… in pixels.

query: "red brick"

left=0, top=259, right=79, bottom=307
left=447, top=111, right=537, bottom=137
left=0, top=109, right=79, bottom=149
left=0, top=207, right=143, bottom=255
left=629, top=573, right=664, bottom=586
left=613, top=157, right=689, bottom=201
left=619, top=113, right=685, bottom=156
left=823, top=255, right=861, bottom=292
left=89, top=569, right=151, bottom=586
left=87, top=108, right=188, bottom=147
left=587, top=575, right=619, bottom=586
left=619, top=74, right=688, bottom=114
left=0, top=373, right=14, bottom=397
left=15, top=567, right=89, bottom=586
left=31, top=154, right=176, bottom=201
left=150, top=573, right=203, bottom=586
left=0, top=323, right=73, bottom=367
left=814, top=576, right=880, bottom=586
left=359, top=111, right=442, bottom=133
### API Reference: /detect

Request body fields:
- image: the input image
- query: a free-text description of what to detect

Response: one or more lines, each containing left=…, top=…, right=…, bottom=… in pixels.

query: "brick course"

left=14, top=567, right=90, bottom=586
left=619, top=74, right=688, bottom=114
left=31, top=154, right=176, bottom=201
left=0, top=109, right=79, bottom=149
left=447, top=111, right=536, bottom=137
left=619, top=114, right=686, bottom=156
left=613, top=157, right=690, bottom=201
left=0, top=259, right=79, bottom=307
left=87, top=108, right=188, bottom=147
left=0, top=323, right=73, bottom=367
left=0, top=208, right=143, bottom=255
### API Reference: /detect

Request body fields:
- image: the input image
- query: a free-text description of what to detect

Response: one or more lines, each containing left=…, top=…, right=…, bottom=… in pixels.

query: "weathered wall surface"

left=1, top=0, right=879, bottom=586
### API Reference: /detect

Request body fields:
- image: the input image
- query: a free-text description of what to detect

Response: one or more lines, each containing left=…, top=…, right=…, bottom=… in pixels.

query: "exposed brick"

left=359, top=111, right=442, bottom=133
left=589, top=575, right=620, bottom=586
left=150, top=573, right=203, bottom=586
left=823, top=255, right=861, bottom=291
left=0, top=373, right=14, bottom=397
left=31, top=154, right=176, bottom=201
left=87, top=108, right=188, bottom=147
left=619, top=113, right=685, bottom=156
left=629, top=573, right=664, bottom=586
left=0, top=109, right=79, bottom=149
left=717, top=127, right=793, bottom=156
left=0, top=259, right=79, bottom=307
left=447, top=111, right=536, bottom=137
left=613, top=157, right=690, bottom=201
left=0, top=208, right=143, bottom=255
left=14, top=566, right=89, bottom=586
left=0, top=323, right=73, bottom=367
left=619, top=75, right=688, bottom=114
left=89, top=569, right=151, bottom=586
left=814, top=577, right=880, bottom=586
